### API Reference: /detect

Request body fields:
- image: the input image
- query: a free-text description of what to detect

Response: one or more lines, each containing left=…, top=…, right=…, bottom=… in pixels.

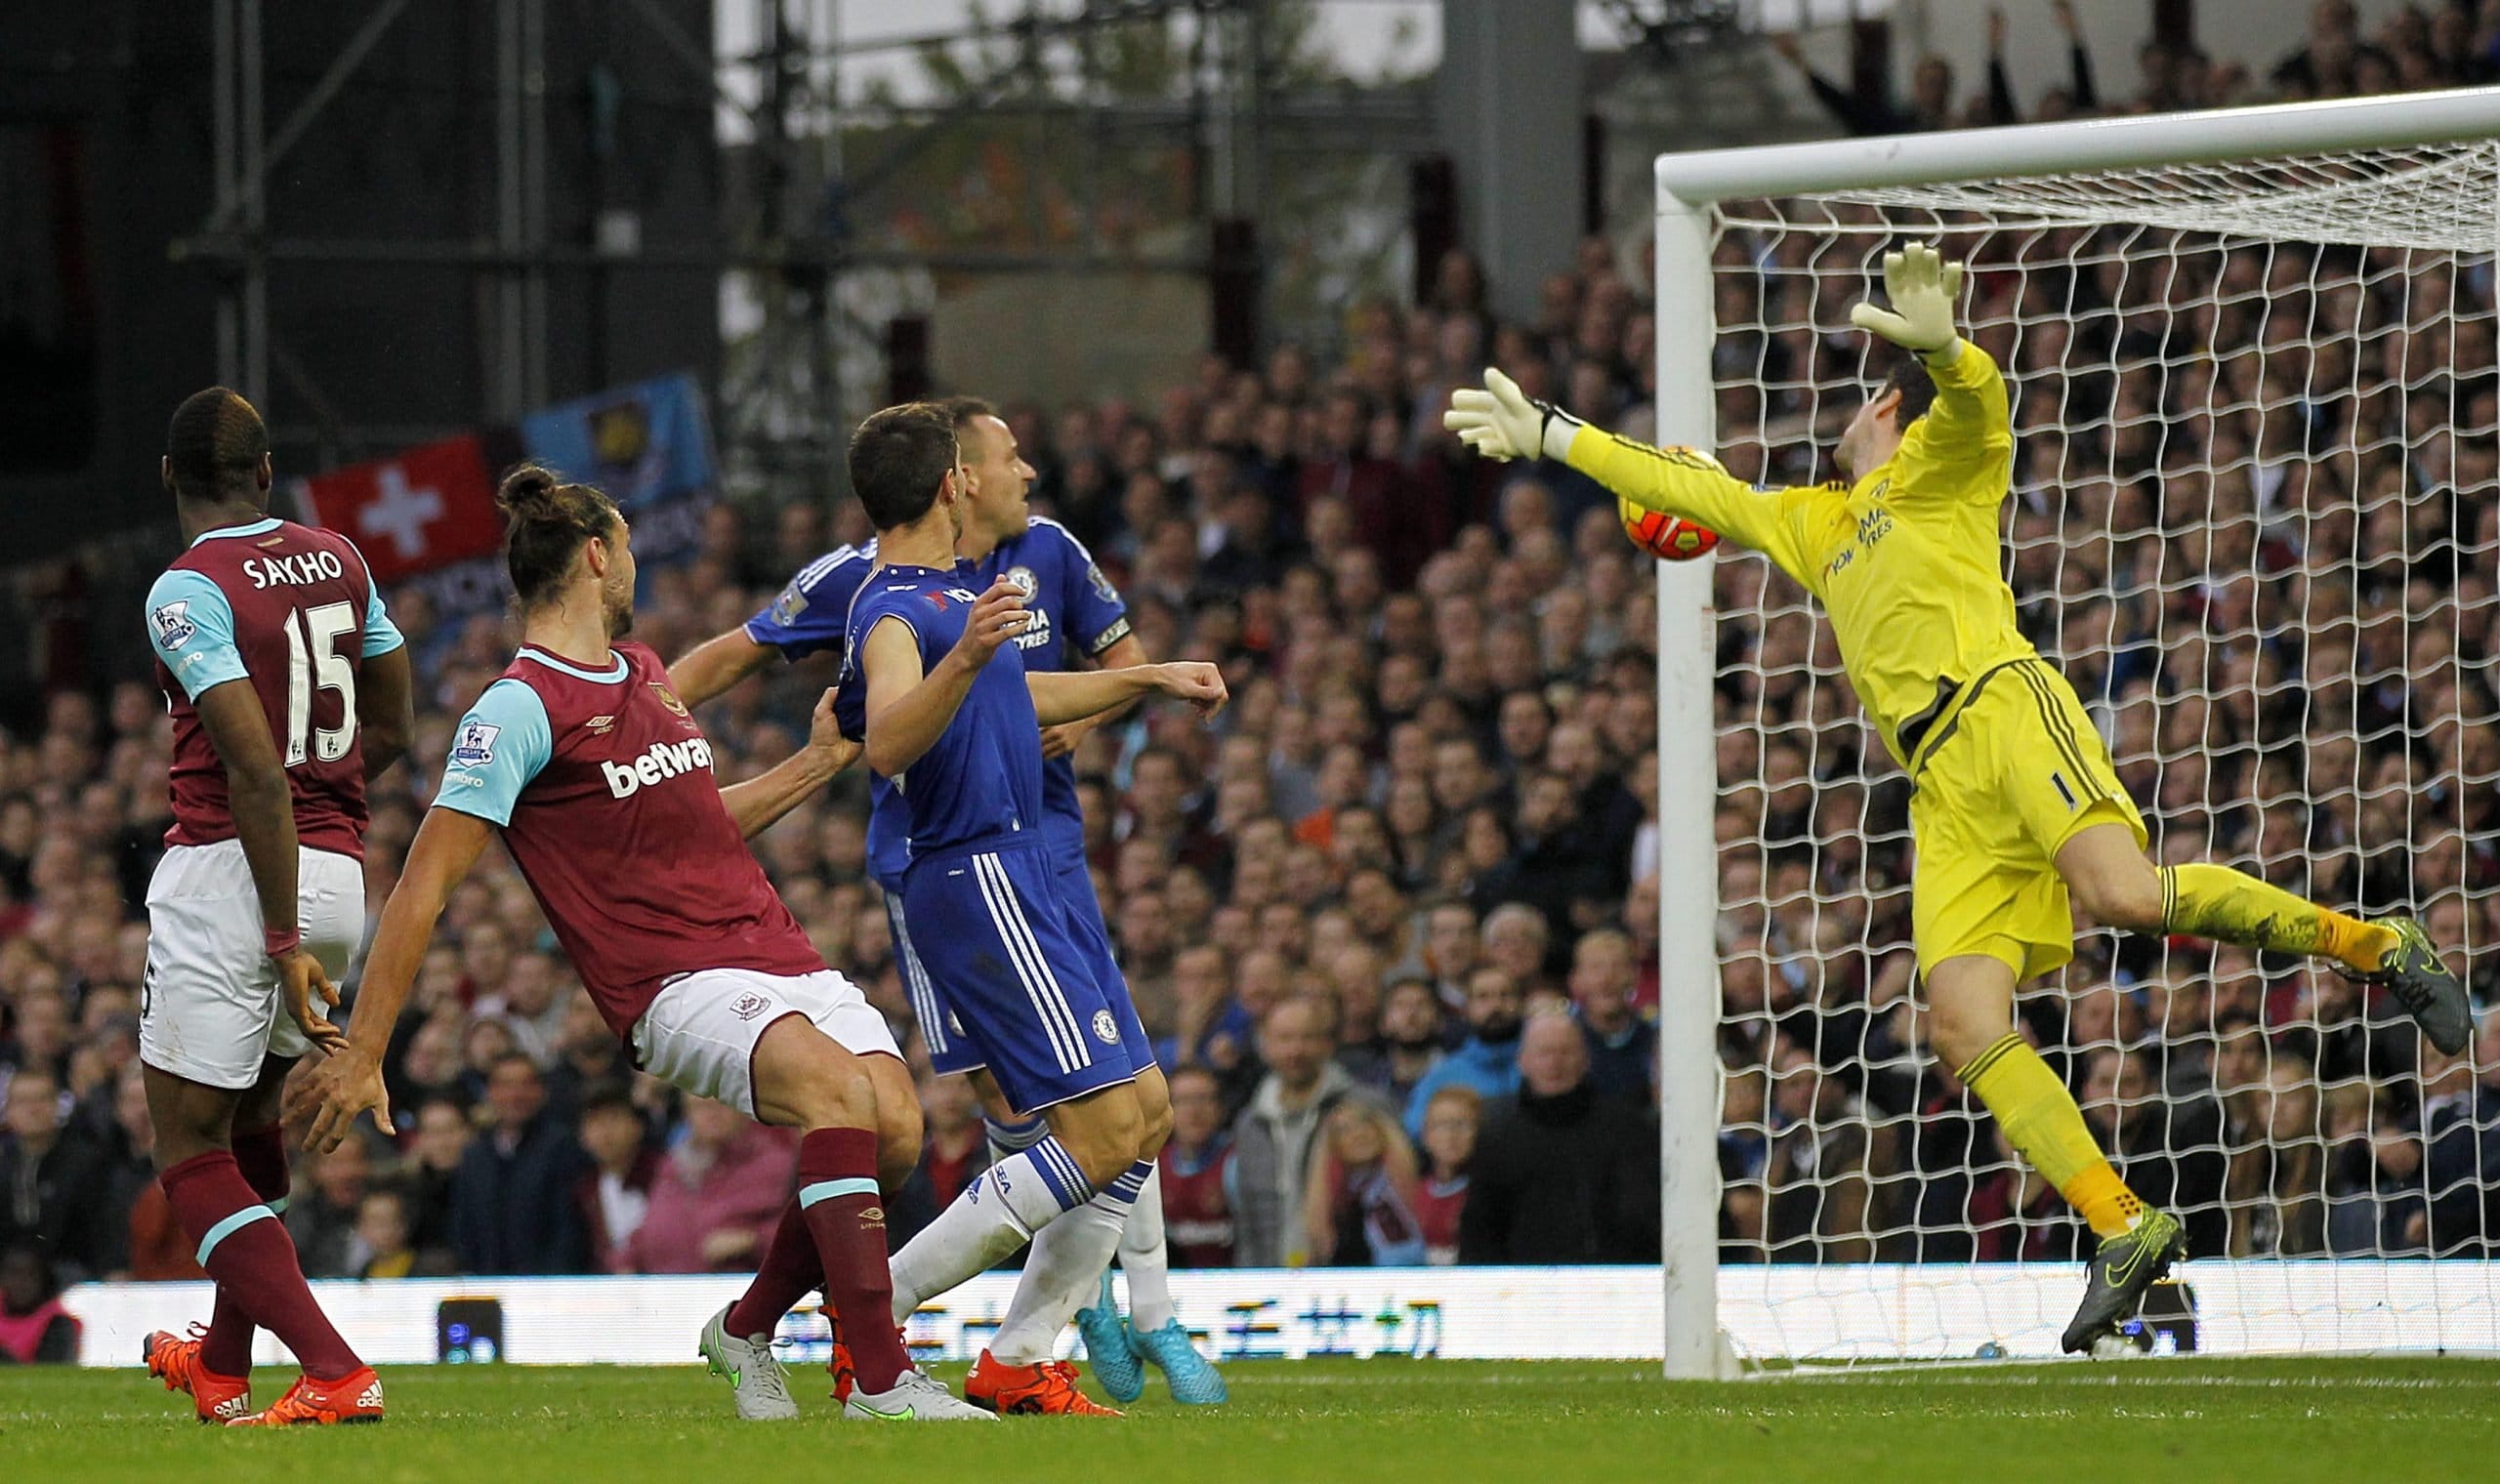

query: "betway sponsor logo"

left=600, top=736, right=715, bottom=798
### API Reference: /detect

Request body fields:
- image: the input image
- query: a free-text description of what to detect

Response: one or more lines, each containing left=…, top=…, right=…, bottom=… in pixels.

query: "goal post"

left=1652, top=87, right=2500, bottom=1377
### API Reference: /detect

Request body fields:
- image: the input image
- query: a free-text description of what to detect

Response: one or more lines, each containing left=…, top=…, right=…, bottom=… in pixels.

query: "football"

left=1619, top=498, right=1720, bottom=561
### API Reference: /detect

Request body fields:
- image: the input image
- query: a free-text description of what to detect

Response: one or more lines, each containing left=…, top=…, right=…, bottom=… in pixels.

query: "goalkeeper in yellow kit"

left=1445, top=242, right=2471, bottom=1352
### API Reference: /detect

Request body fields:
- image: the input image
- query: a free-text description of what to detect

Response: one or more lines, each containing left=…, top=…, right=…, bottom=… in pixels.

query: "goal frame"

left=1648, top=86, right=2500, bottom=1381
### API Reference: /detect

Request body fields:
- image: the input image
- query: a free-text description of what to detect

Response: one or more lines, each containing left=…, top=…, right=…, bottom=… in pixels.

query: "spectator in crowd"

left=1769, top=30, right=1959, bottom=136
left=2081, top=1048, right=2229, bottom=1257
left=1763, top=1042, right=1894, bottom=1263
left=1414, top=1085, right=1479, bottom=1265
left=402, top=1096, right=471, bottom=1265
left=1459, top=1012, right=1658, bottom=1263
left=348, top=1188, right=443, bottom=1280
left=1403, top=968, right=1524, bottom=1138
left=905, top=1074, right=985, bottom=1216
left=1302, top=1095, right=1427, bottom=1266
left=450, top=1053, right=590, bottom=1275
left=288, top=1135, right=375, bottom=1279
left=0, top=1244, right=78, bottom=1364
left=2328, top=1123, right=2430, bottom=1256
left=474, top=952, right=567, bottom=1064
left=1567, top=928, right=1655, bottom=1103
left=91, top=1062, right=158, bottom=1279
left=1341, top=975, right=1444, bottom=1106
left=575, top=1090, right=657, bottom=1273
left=1232, top=996, right=1354, bottom=1268
left=2224, top=1055, right=2329, bottom=1256
left=543, top=995, right=629, bottom=1118
left=0, top=1069, right=110, bottom=1284
left=1159, top=1065, right=1235, bottom=1268
left=1980, top=1, right=2098, bottom=124
left=614, top=1097, right=794, bottom=1275
left=2417, top=1029, right=2500, bottom=1256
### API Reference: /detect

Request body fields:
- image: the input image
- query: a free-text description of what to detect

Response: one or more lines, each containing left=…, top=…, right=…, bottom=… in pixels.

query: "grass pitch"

left=5, top=1356, right=2493, bottom=1483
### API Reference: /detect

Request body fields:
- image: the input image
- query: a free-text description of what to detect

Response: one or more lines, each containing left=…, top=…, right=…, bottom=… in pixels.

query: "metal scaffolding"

left=172, top=0, right=1454, bottom=503
left=170, top=1, right=1792, bottom=499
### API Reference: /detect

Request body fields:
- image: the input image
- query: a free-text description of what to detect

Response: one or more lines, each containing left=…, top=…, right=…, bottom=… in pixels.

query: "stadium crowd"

left=2, top=3, right=2498, bottom=1344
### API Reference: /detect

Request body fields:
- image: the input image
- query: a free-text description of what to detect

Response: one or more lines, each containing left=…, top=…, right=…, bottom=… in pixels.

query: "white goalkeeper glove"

left=1849, top=239, right=1965, bottom=358
left=1443, top=368, right=1585, bottom=464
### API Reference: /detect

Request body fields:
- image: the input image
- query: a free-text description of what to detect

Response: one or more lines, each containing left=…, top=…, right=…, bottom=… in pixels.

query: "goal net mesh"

left=1699, top=139, right=2500, bottom=1361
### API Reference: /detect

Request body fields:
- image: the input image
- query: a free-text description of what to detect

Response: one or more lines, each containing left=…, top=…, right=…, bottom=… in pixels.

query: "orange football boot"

left=227, top=1366, right=386, bottom=1426
left=143, top=1326, right=252, bottom=1424
left=963, top=1351, right=1123, bottom=1416
left=821, top=1308, right=913, bottom=1403
left=826, top=1337, right=856, bottom=1402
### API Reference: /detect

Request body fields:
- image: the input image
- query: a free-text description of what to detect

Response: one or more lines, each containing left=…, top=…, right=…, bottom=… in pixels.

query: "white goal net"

left=1666, top=111, right=2500, bottom=1365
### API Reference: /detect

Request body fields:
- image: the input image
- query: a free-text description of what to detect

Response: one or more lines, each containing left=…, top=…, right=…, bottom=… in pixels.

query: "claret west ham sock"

left=775, top=1128, right=913, bottom=1393
left=197, top=1124, right=291, bottom=1377
left=160, top=1149, right=360, bottom=1381
left=725, top=1200, right=822, bottom=1341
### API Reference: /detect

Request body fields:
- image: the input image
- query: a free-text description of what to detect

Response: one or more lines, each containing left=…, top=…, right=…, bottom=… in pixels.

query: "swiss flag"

left=300, top=434, right=502, bottom=583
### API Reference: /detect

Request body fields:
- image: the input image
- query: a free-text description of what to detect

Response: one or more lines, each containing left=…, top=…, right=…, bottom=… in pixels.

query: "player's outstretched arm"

left=671, top=625, right=779, bottom=710
left=721, top=687, right=861, bottom=839
left=286, top=805, right=494, bottom=1152
left=356, top=643, right=416, bottom=782
left=1443, top=368, right=1802, bottom=571
left=1850, top=239, right=2010, bottom=463
left=860, top=578, right=1025, bottom=777
left=1041, top=632, right=1151, bottom=759
left=1027, top=661, right=1227, bottom=726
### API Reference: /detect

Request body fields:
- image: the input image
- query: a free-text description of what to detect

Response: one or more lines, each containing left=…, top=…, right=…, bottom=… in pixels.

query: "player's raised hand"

left=1039, top=717, right=1095, bottom=760
left=1154, top=661, right=1229, bottom=721
left=273, top=946, right=350, bottom=1057
left=806, top=687, right=864, bottom=775
left=952, top=577, right=1029, bottom=665
left=1850, top=240, right=1965, bottom=354
left=1443, top=368, right=1584, bottom=464
left=285, top=1043, right=396, bottom=1152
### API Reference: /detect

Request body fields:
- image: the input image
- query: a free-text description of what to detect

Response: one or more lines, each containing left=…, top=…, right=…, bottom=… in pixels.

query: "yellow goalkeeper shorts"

left=1906, top=657, right=2147, bottom=981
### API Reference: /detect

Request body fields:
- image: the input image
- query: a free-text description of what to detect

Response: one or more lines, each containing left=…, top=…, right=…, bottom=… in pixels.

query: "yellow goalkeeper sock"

left=2157, top=863, right=2394, bottom=973
left=1959, top=1034, right=2143, bottom=1239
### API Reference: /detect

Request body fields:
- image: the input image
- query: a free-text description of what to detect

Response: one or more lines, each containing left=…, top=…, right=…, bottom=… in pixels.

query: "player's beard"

left=604, top=580, right=635, bottom=638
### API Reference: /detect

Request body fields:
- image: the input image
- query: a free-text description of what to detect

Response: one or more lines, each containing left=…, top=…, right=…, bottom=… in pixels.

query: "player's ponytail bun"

left=497, top=463, right=621, bottom=607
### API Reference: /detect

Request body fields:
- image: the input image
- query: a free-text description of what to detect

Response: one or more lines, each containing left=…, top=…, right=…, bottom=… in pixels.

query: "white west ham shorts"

left=141, top=840, right=364, bottom=1090
left=631, top=966, right=899, bottom=1119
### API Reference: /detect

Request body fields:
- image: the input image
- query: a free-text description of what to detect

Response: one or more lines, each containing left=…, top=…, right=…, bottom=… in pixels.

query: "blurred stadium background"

left=3, top=0, right=2498, bottom=1368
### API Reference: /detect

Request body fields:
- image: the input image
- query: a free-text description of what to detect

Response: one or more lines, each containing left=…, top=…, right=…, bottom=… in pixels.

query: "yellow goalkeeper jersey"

left=1565, top=338, right=2032, bottom=770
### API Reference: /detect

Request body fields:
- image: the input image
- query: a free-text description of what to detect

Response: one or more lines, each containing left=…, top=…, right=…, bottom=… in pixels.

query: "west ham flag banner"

left=519, top=371, right=716, bottom=511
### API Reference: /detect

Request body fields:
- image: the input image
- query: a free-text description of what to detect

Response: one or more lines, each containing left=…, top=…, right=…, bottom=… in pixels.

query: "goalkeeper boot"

left=2061, top=1209, right=2187, bottom=1355
left=143, top=1325, right=251, bottom=1424
left=2348, top=917, right=2471, bottom=1056
left=698, top=1303, right=799, bottom=1421
left=1073, top=1271, right=1145, bottom=1403
left=1130, top=1316, right=1228, bottom=1406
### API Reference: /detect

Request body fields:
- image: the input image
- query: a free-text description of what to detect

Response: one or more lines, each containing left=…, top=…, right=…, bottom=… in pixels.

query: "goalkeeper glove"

left=1443, top=368, right=1586, bottom=464
left=1849, top=239, right=1966, bottom=358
